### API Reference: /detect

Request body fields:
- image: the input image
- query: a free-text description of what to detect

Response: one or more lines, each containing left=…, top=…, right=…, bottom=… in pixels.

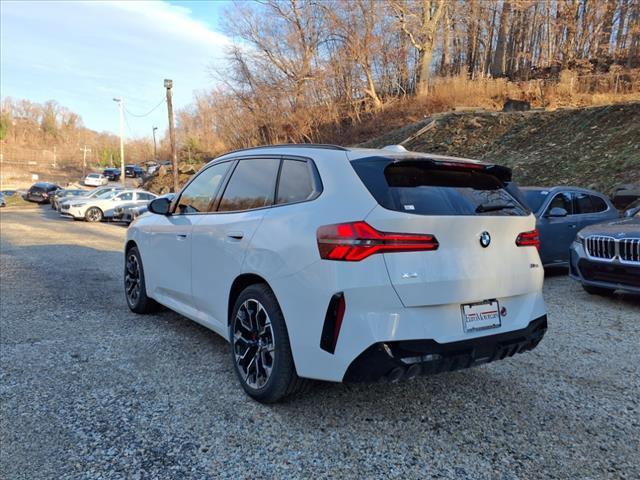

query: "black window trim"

left=170, top=154, right=323, bottom=216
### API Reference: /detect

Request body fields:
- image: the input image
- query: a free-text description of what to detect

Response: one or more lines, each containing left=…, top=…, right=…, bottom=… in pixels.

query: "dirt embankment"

left=360, top=102, right=640, bottom=194
left=140, top=103, right=639, bottom=196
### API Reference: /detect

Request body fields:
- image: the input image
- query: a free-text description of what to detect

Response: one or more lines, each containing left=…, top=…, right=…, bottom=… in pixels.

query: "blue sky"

left=1, top=0, right=235, bottom=138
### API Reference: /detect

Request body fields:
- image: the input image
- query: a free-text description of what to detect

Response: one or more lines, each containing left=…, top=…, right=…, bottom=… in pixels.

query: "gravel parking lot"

left=1, top=206, right=639, bottom=479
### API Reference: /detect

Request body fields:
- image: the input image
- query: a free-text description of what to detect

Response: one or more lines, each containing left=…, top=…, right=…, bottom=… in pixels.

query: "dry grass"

left=330, top=71, right=640, bottom=146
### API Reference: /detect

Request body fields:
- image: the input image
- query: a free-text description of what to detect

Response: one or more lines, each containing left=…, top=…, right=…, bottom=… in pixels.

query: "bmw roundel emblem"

left=480, top=231, right=491, bottom=248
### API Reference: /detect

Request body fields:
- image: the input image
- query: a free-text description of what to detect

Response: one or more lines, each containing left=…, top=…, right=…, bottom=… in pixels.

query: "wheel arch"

left=125, top=239, right=137, bottom=254
left=228, top=273, right=273, bottom=326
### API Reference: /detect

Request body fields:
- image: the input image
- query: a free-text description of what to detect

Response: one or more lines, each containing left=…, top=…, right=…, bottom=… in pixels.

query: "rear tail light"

left=516, top=229, right=540, bottom=250
left=317, top=221, right=439, bottom=261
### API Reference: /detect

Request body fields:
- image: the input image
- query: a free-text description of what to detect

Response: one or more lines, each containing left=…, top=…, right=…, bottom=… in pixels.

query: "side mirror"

left=547, top=207, right=568, bottom=218
left=624, top=207, right=640, bottom=217
left=148, top=197, right=171, bottom=215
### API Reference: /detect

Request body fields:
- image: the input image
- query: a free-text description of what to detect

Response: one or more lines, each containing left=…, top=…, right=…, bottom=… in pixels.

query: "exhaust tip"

left=386, top=367, right=405, bottom=383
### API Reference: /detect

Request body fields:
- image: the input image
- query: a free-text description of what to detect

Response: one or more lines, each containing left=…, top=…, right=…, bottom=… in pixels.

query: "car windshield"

left=523, top=189, right=549, bottom=212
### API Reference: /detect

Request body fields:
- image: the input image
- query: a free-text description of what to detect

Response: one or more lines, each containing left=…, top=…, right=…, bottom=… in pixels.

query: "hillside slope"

left=360, top=102, right=640, bottom=194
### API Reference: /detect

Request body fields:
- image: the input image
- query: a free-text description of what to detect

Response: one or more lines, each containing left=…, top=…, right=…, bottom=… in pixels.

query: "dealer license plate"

left=461, top=300, right=501, bottom=332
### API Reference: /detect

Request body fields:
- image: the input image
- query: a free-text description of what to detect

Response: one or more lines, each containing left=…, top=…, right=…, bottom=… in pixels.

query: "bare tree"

left=391, top=0, right=446, bottom=95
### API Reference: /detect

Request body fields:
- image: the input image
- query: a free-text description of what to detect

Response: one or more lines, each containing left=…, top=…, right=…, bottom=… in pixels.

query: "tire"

left=229, top=284, right=308, bottom=403
left=124, top=246, right=160, bottom=314
left=582, top=284, right=616, bottom=296
left=85, top=207, right=103, bottom=222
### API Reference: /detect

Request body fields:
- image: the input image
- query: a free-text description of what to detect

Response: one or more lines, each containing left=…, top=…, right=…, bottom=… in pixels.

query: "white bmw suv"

left=125, top=145, right=547, bottom=402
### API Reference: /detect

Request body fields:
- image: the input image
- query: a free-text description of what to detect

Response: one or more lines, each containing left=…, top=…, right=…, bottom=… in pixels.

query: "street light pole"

left=80, top=145, right=91, bottom=177
left=152, top=126, right=158, bottom=161
left=164, top=79, right=178, bottom=192
left=113, top=97, right=125, bottom=185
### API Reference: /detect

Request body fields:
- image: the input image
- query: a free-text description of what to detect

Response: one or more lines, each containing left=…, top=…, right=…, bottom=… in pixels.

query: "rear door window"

left=351, top=158, right=527, bottom=216
left=572, top=193, right=608, bottom=214
left=217, top=158, right=280, bottom=212
left=116, top=192, right=133, bottom=201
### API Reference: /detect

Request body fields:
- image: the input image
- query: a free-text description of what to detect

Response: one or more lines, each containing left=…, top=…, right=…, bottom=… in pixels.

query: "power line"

left=123, top=112, right=135, bottom=138
left=124, top=98, right=166, bottom=118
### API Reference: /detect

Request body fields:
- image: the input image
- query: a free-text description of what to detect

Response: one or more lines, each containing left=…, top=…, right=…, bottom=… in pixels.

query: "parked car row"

left=79, top=163, right=148, bottom=186
left=16, top=182, right=159, bottom=224
left=58, top=187, right=157, bottom=222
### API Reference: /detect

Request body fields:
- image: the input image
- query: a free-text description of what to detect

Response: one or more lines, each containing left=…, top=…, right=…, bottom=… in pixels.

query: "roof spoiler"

left=386, top=156, right=513, bottom=182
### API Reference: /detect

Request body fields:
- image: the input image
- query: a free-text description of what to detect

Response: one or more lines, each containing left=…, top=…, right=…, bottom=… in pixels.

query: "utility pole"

left=113, top=97, right=125, bottom=186
left=152, top=126, right=158, bottom=161
left=165, top=79, right=178, bottom=192
left=80, top=145, right=91, bottom=177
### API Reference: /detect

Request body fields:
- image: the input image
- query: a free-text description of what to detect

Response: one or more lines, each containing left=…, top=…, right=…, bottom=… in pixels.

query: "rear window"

left=351, top=158, right=528, bottom=216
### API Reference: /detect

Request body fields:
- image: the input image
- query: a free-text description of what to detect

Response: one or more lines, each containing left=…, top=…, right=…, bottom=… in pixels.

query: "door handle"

left=176, top=233, right=188, bottom=240
left=226, top=231, right=244, bottom=240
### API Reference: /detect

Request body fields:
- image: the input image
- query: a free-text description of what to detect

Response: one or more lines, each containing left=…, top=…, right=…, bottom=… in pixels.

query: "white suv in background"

left=124, top=145, right=547, bottom=403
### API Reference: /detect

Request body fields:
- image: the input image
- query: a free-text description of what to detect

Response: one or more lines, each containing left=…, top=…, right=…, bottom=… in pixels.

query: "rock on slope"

left=360, top=102, right=640, bottom=193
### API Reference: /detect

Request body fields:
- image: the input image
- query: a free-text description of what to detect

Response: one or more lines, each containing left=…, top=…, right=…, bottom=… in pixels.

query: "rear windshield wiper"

left=475, top=202, right=516, bottom=213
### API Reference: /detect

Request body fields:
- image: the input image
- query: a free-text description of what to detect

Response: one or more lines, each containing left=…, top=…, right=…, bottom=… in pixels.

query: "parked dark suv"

left=125, top=165, right=145, bottom=178
left=22, top=182, right=60, bottom=204
left=103, top=168, right=121, bottom=181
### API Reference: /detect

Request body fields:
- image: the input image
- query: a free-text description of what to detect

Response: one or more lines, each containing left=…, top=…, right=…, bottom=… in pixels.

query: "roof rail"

left=220, top=143, right=350, bottom=157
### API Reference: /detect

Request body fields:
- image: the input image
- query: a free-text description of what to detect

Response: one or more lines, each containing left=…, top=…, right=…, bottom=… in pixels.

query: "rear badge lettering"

left=401, top=272, right=418, bottom=279
left=403, top=205, right=415, bottom=211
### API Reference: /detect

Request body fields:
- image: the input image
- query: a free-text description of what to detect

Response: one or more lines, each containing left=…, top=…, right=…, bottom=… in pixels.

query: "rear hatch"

left=351, top=156, right=541, bottom=307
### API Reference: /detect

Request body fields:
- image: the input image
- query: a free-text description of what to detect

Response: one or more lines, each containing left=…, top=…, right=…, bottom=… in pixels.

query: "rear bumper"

left=344, top=315, right=547, bottom=382
left=271, top=255, right=547, bottom=382
left=569, top=241, right=640, bottom=293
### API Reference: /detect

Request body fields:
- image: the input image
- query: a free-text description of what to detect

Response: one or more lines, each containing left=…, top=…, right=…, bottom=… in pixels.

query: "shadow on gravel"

left=543, top=265, right=569, bottom=277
